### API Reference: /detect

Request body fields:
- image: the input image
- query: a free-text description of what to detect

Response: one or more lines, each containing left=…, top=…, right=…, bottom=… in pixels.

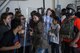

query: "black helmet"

left=66, top=8, right=75, bottom=17
left=66, top=4, right=76, bottom=11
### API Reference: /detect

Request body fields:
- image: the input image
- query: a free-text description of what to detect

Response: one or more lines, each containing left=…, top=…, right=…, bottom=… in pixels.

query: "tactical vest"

left=60, top=17, right=76, bottom=40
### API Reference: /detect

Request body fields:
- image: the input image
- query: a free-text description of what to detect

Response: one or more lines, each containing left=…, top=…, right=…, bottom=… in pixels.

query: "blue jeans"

left=36, top=48, right=48, bottom=53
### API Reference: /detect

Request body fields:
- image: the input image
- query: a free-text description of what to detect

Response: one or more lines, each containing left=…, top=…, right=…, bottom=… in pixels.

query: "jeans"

left=36, top=48, right=48, bottom=53
left=51, top=42, right=59, bottom=53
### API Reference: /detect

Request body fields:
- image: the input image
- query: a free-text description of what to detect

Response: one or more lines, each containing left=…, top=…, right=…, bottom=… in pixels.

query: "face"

left=5, top=15, right=11, bottom=24
left=20, top=16, right=25, bottom=24
left=53, top=20, right=57, bottom=24
left=47, top=10, right=52, bottom=16
left=17, top=25, right=23, bottom=32
left=9, top=15, right=14, bottom=20
left=33, top=15, right=39, bottom=22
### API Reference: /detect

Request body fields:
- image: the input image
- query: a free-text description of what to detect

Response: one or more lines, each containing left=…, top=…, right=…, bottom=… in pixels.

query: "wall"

left=1, top=0, right=76, bottom=20
left=2, top=0, right=55, bottom=19
left=55, top=0, right=75, bottom=9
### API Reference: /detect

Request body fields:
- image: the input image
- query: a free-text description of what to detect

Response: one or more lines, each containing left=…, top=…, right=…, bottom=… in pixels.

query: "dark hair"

left=51, top=10, right=56, bottom=19
left=46, top=8, right=52, bottom=16
left=61, top=8, right=66, bottom=15
left=8, top=12, right=14, bottom=16
left=11, top=18, right=22, bottom=30
left=53, top=16, right=60, bottom=24
left=33, top=12, right=43, bottom=22
left=75, top=12, right=80, bottom=18
left=15, top=11, right=21, bottom=18
left=0, top=13, right=8, bottom=21
left=31, top=10, right=37, bottom=17
left=18, top=15, right=25, bottom=20
left=8, top=12, right=14, bottom=19
left=18, top=15, right=24, bottom=18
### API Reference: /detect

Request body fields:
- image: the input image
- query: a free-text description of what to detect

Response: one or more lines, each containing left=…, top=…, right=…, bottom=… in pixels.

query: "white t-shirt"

left=49, top=24, right=60, bottom=44
left=61, top=15, right=66, bottom=22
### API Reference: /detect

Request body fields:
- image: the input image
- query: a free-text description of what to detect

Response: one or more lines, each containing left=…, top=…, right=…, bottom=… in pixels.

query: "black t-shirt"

left=0, top=30, right=20, bottom=53
left=0, top=24, right=10, bottom=41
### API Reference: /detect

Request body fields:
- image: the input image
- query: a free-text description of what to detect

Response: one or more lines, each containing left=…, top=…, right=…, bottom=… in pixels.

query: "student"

left=49, top=17, right=60, bottom=53
left=43, top=8, right=53, bottom=34
left=0, top=13, right=11, bottom=41
left=31, top=12, right=49, bottom=53
left=17, top=15, right=25, bottom=53
left=18, top=15, right=32, bottom=53
left=0, top=18, right=22, bottom=53
left=29, top=10, right=37, bottom=29
left=28, top=11, right=38, bottom=53
left=8, top=12, right=14, bottom=29
left=43, top=8, right=53, bottom=53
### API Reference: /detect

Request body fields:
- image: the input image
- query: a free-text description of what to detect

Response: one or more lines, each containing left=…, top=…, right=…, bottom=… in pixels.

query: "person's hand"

left=70, top=42, right=78, bottom=48
left=14, top=42, right=21, bottom=49
left=30, top=31, right=33, bottom=36
left=51, top=26, right=54, bottom=30
left=18, top=30, right=25, bottom=34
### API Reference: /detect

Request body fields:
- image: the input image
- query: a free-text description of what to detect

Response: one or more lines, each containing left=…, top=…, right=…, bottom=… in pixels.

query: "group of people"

left=0, top=7, right=80, bottom=53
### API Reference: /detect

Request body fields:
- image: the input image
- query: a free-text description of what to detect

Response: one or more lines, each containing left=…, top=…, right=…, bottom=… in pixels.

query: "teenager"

left=0, top=13, right=11, bottom=41
left=49, top=17, right=60, bottom=53
left=0, top=18, right=22, bottom=53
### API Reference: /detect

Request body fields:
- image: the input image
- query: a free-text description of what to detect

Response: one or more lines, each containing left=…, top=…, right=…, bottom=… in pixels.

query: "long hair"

left=51, top=10, right=56, bottom=19
left=30, top=12, right=43, bottom=29
left=46, top=8, right=52, bottom=16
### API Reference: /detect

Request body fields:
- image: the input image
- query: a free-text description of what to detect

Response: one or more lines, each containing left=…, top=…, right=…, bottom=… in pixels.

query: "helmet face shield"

left=66, top=8, right=75, bottom=17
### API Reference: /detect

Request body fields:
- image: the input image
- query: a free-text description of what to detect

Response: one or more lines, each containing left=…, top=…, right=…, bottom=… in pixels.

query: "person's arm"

left=57, top=25, right=60, bottom=32
left=70, top=31, right=80, bottom=47
left=56, top=24, right=60, bottom=34
left=72, top=31, right=80, bottom=44
left=70, top=18, right=80, bottom=47
left=0, top=42, right=21, bottom=51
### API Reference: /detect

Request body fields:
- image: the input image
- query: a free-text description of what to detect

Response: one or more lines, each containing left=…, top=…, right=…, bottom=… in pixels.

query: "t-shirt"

left=74, top=17, right=80, bottom=48
left=49, top=24, right=60, bottom=44
left=14, top=34, right=20, bottom=53
left=0, top=24, right=10, bottom=41
left=74, top=18, right=80, bottom=30
left=0, top=30, right=20, bottom=53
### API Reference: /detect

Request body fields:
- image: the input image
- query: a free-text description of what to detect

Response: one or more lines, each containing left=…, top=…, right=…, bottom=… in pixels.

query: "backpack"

left=60, top=17, right=76, bottom=40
